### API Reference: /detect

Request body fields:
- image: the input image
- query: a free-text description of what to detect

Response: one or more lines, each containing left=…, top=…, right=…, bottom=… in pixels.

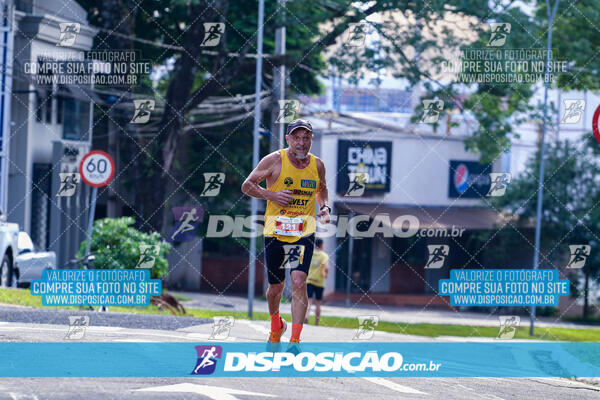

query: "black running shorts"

left=306, top=283, right=324, bottom=300
left=264, top=234, right=315, bottom=284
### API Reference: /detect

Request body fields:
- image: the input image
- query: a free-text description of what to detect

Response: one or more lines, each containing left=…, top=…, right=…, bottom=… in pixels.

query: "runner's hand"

left=317, top=208, right=330, bottom=224
left=271, top=190, right=293, bottom=206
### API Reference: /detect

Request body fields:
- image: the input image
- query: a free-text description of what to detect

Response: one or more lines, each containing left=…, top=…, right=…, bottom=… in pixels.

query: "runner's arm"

left=321, top=261, right=329, bottom=278
left=242, top=154, right=294, bottom=207
left=315, top=158, right=330, bottom=222
left=241, top=155, right=277, bottom=201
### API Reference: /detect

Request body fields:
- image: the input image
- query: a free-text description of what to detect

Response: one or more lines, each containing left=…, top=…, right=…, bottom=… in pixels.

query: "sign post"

left=79, top=150, right=115, bottom=265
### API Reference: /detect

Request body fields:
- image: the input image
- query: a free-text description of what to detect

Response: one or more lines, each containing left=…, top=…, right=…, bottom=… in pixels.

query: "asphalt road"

left=0, top=305, right=598, bottom=400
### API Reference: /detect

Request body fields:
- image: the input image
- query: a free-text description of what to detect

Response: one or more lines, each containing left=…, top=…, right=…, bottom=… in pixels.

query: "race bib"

left=275, top=216, right=304, bottom=236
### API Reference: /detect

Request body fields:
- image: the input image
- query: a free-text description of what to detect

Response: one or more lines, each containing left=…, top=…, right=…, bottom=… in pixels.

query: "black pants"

left=264, top=234, right=315, bottom=284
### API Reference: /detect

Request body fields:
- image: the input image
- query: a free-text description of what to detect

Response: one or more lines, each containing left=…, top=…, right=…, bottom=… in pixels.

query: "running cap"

left=286, top=119, right=313, bottom=135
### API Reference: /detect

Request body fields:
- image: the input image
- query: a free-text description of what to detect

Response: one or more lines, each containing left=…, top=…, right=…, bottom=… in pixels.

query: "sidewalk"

left=171, top=291, right=600, bottom=330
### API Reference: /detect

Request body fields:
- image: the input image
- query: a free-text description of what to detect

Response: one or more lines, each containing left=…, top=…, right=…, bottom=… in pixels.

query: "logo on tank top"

left=284, top=177, right=293, bottom=187
left=292, top=189, right=313, bottom=196
left=301, top=179, right=316, bottom=189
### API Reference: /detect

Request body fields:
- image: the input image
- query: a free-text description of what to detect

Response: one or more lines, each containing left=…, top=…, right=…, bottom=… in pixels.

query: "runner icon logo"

left=425, top=245, right=449, bottom=269
left=420, top=99, right=444, bottom=123
left=136, top=244, right=160, bottom=269
left=130, top=99, right=155, bottom=124
left=487, top=23, right=511, bottom=47
left=209, top=316, right=235, bottom=340
left=497, top=316, right=520, bottom=339
left=345, top=172, right=369, bottom=197
left=561, top=99, right=586, bottom=124
left=566, top=245, right=590, bottom=269
left=57, top=172, right=80, bottom=197
left=170, top=206, right=204, bottom=242
left=191, top=345, right=223, bottom=375
left=201, top=173, right=225, bottom=197
left=487, top=173, right=511, bottom=197
left=353, top=315, right=379, bottom=340
left=280, top=245, right=304, bottom=269
left=65, top=315, right=89, bottom=340
left=201, top=23, right=225, bottom=47
left=345, top=22, right=368, bottom=47
left=57, top=22, right=80, bottom=47
left=275, top=100, right=300, bottom=124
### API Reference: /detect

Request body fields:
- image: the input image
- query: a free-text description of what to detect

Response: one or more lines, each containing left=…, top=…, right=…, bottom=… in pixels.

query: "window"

left=56, top=94, right=63, bottom=124
left=35, top=89, right=53, bottom=123
left=45, top=91, right=52, bottom=123
left=63, top=97, right=90, bottom=141
left=334, top=87, right=412, bottom=113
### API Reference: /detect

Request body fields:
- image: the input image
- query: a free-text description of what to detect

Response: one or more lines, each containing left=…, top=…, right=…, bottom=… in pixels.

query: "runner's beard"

left=293, top=147, right=308, bottom=159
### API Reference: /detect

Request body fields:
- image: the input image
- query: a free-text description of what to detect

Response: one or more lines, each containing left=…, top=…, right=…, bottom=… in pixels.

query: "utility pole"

left=0, top=1, right=13, bottom=213
left=248, top=0, right=265, bottom=319
left=268, top=0, right=289, bottom=299
left=269, top=0, right=286, bottom=153
left=106, top=109, right=118, bottom=217
left=346, top=212, right=355, bottom=306
left=530, top=0, right=560, bottom=336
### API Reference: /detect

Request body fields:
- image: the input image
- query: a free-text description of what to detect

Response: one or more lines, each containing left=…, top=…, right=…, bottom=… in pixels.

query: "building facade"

left=7, top=0, right=96, bottom=265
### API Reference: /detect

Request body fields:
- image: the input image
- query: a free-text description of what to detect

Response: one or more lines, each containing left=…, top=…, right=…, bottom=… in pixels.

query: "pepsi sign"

left=448, top=160, right=492, bottom=198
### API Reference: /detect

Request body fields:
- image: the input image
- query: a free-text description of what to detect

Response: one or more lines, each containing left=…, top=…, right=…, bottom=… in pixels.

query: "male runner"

left=242, top=119, right=330, bottom=348
left=304, top=238, right=329, bottom=325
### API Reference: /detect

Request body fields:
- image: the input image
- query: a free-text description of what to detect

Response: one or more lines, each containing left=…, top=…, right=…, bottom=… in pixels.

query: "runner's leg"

left=314, top=299, right=321, bottom=326
left=265, top=236, right=286, bottom=331
left=291, top=270, right=308, bottom=325
left=305, top=297, right=313, bottom=324
left=289, top=235, right=314, bottom=340
left=267, top=282, right=284, bottom=316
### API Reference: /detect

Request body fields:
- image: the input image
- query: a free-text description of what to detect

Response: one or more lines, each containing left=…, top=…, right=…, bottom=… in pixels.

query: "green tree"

left=484, top=137, right=600, bottom=318
left=77, top=0, right=516, bottom=235
left=77, top=217, right=171, bottom=279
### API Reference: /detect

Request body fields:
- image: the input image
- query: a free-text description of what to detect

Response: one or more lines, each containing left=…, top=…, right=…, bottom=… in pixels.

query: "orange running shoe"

left=266, top=317, right=287, bottom=352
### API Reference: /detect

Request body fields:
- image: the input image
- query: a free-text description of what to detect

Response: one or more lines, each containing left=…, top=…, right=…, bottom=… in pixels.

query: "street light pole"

left=248, top=0, right=265, bottom=319
left=346, top=212, right=355, bottom=306
left=272, top=0, right=286, bottom=150
left=530, top=0, right=560, bottom=336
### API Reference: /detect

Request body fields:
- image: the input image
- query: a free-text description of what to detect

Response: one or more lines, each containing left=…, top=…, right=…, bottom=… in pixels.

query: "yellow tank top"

left=263, top=149, right=320, bottom=243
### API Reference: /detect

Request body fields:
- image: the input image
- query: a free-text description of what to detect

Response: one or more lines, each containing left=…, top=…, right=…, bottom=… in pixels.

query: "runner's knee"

left=292, top=273, right=306, bottom=286
left=267, top=283, right=284, bottom=296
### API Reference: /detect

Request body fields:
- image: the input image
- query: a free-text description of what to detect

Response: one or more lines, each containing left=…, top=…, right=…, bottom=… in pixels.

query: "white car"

left=14, top=231, right=56, bottom=287
left=0, top=214, right=19, bottom=287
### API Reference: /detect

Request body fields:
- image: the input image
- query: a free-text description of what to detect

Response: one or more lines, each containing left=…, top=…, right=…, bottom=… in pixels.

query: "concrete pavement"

left=172, top=291, right=600, bottom=330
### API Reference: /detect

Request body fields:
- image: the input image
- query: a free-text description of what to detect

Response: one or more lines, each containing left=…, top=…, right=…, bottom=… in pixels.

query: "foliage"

left=479, top=137, right=600, bottom=317
left=77, top=217, right=171, bottom=279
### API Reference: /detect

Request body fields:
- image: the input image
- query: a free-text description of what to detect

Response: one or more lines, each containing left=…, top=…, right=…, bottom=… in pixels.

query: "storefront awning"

left=335, top=202, right=502, bottom=230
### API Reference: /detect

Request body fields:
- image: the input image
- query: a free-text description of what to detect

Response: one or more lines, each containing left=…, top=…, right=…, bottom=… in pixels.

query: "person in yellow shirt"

left=304, top=238, right=329, bottom=325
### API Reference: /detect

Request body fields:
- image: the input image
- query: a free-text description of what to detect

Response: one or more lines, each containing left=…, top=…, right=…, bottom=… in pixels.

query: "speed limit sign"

left=593, top=104, right=600, bottom=145
left=79, top=150, right=115, bottom=187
